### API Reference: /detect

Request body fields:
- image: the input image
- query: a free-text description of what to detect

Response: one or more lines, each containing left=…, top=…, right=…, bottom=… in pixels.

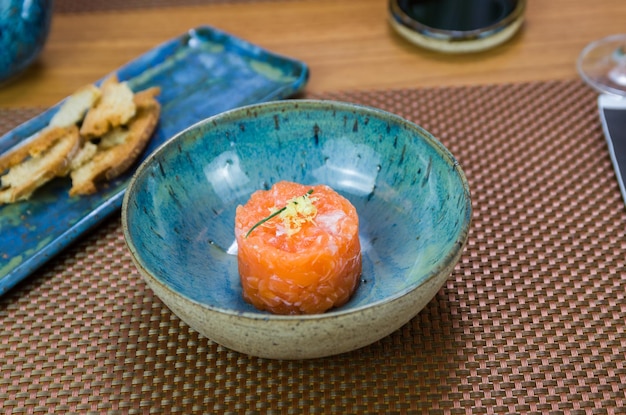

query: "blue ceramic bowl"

left=0, top=0, right=53, bottom=83
left=122, top=100, right=472, bottom=359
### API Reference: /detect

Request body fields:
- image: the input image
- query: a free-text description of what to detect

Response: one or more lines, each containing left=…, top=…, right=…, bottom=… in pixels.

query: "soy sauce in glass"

left=389, top=0, right=526, bottom=53
left=398, top=0, right=518, bottom=32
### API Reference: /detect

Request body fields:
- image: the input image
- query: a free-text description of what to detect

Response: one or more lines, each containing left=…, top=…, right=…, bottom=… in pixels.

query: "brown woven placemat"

left=2, top=79, right=626, bottom=414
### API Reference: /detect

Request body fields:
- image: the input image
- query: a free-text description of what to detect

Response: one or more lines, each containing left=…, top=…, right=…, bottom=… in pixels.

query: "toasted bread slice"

left=0, top=126, right=79, bottom=174
left=133, top=86, right=160, bottom=106
left=0, top=83, right=101, bottom=175
left=79, top=75, right=136, bottom=138
left=69, top=88, right=161, bottom=196
left=69, top=141, right=98, bottom=171
left=0, top=126, right=81, bottom=204
left=49, top=84, right=101, bottom=128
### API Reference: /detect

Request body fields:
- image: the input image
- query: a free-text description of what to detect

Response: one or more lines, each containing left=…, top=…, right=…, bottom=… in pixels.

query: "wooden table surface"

left=0, top=0, right=625, bottom=108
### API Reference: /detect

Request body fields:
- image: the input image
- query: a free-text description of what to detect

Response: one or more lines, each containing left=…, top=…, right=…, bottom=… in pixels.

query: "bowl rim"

left=121, top=99, right=472, bottom=322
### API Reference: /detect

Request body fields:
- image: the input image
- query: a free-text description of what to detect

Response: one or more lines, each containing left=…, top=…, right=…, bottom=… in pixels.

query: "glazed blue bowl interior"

left=123, top=100, right=471, bottom=316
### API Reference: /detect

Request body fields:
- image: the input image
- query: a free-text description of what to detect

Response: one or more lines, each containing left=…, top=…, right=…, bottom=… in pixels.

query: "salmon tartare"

left=235, top=181, right=362, bottom=315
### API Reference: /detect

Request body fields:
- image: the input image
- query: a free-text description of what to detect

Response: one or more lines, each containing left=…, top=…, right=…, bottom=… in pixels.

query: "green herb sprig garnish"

left=246, top=189, right=315, bottom=238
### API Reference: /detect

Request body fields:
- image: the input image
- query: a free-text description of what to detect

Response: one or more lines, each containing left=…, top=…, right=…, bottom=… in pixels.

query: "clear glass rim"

left=577, top=33, right=626, bottom=96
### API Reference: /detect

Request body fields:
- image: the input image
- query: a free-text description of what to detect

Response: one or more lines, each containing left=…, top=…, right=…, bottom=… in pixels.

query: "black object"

left=599, top=94, right=626, bottom=206
left=388, top=0, right=526, bottom=53
left=394, top=0, right=520, bottom=32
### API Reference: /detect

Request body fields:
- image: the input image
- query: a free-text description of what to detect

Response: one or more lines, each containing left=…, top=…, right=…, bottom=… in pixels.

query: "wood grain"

left=1, top=0, right=625, bottom=108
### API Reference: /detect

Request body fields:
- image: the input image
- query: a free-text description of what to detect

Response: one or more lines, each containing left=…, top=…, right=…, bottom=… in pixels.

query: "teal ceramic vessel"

left=0, top=0, right=53, bottom=83
left=122, top=100, right=472, bottom=359
left=0, top=25, right=308, bottom=296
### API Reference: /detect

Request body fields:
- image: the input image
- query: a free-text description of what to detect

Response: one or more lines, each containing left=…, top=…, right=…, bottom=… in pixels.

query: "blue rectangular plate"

left=0, top=25, right=309, bottom=296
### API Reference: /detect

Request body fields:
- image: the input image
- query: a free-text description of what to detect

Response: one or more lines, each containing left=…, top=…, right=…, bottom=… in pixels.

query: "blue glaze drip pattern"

left=123, top=100, right=472, bottom=316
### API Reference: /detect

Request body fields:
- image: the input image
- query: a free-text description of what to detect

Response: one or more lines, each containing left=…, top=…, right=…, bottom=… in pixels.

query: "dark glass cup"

left=388, top=0, right=526, bottom=53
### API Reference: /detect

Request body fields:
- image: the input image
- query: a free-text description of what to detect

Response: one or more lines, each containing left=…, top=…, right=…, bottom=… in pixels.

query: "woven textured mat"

left=2, top=79, right=626, bottom=414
